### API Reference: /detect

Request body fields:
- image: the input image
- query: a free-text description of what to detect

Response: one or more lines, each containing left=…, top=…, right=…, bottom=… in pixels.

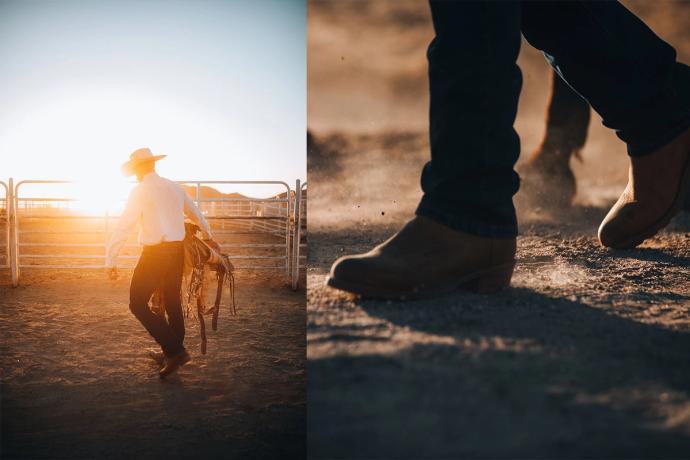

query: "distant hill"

left=182, top=185, right=305, bottom=201
left=181, top=185, right=248, bottom=200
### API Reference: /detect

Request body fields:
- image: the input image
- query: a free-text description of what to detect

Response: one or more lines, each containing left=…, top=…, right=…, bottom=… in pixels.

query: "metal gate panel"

left=291, top=181, right=307, bottom=289
left=179, top=181, right=292, bottom=277
left=0, top=181, right=8, bottom=269
left=12, top=179, right=298, bottom=286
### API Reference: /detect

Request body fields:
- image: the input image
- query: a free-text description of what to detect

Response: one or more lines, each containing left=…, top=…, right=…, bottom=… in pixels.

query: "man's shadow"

left=309, top=287, right=690, bottom=459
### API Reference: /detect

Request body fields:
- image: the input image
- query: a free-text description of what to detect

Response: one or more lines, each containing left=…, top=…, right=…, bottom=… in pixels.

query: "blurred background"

left=308, top=0, right=690, bottom=225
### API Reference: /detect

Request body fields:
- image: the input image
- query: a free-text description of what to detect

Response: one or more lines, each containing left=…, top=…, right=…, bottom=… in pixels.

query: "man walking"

left=106, top=147, right=214, bottom=378
left=327, top=1, right=690, bottom=299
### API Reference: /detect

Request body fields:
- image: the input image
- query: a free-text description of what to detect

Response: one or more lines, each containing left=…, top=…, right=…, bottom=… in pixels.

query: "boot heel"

left=473, top=264, right=515, bottom=293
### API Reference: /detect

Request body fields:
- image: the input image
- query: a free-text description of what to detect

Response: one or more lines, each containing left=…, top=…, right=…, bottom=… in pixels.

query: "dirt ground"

left=0, top=269, right=305, bottom=459
left=306, top=130, right=690, bottom=459
left=307, top=3, right=690, bottom=457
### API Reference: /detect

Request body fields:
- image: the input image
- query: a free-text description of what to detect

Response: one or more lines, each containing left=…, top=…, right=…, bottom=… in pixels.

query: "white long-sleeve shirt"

left=105, top=172, right=212, bottom=268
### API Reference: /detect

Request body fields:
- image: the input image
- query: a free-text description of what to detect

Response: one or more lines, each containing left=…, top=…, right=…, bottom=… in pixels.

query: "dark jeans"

left=416, top=0, right=690, bottom=238
left=129, top=241, right=185, bottom=356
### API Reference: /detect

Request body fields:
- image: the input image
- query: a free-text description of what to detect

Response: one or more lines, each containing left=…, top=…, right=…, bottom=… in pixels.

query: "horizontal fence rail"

left=5, top=178, right=305, bottom=288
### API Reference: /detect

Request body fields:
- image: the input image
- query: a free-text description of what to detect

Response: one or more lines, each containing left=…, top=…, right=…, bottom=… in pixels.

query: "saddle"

left=151, top=223, right=236, bottom=354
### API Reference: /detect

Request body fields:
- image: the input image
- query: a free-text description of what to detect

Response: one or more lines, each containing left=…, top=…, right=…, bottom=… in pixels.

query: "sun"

left=13, top=178, right=132, bottom=217
left=68, top=179, right=132, bottom=216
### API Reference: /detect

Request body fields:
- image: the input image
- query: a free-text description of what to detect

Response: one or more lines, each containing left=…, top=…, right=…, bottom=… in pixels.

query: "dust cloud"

left=308, top=0, right=690, bottom=229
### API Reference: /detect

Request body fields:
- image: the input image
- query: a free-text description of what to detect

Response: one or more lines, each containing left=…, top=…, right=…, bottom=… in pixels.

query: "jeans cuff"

left=415, top=199, right=518, bottom=238
left=164, top=345, right=185, bottom=357
left=627, top=115, right=690, bottom=157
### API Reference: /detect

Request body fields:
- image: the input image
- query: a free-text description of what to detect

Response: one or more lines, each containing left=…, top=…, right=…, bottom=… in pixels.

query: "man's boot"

left=147, top=349, right=166, bottom=366
left=327, top=216, right=516, bottom=300
left=159, top=349, right=191, bottom=378
left=599, top=127, right=690, bottom=248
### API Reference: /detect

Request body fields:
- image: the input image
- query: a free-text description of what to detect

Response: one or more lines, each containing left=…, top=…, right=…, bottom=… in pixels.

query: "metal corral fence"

left=290, top=181, right=307, bottom=290
left=4, top=178, right=306, bottom=289
left=0, top=180, right=9, bottom=271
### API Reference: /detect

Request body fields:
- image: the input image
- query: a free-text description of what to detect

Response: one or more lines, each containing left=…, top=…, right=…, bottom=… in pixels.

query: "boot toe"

left=597, top=219, right=620, bottom=248
left=598, top=201, right=649, bottom=249
left=327, top=254, right=405, bottom=296
left=329, top=255, right=368, bottom=284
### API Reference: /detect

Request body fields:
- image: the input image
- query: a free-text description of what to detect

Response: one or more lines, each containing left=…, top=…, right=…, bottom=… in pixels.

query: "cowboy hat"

left=121, top=147, right=167, bottom=176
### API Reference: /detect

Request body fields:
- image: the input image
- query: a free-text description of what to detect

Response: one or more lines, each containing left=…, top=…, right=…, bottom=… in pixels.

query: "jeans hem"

left=627, top=115, right=690, bottom=157
left=416, top=201, right=518, bottom=239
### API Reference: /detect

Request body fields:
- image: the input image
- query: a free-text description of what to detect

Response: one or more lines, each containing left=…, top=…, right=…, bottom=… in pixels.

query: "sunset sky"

left=0, top=0, right=305, bottom=205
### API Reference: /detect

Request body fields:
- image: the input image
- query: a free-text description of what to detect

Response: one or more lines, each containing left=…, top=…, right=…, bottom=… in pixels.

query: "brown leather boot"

left=598, top=127, right=690, bottom=249
left=326, top=216, right=516, bottom=299
left=147, top=349, right=166, bottom=367
left=159, top=349, right=191, bottom=378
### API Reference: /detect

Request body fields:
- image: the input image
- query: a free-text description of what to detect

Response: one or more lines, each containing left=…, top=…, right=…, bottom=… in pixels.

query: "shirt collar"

left=142, top=172, right=159, bottom=182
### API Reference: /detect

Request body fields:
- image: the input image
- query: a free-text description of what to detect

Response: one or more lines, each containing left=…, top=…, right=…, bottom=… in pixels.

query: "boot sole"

left=325, top=262, right=515, bottom=300
left=608, top=151, right=690, bottom=249
left=158, top=353, right=191, bottom=378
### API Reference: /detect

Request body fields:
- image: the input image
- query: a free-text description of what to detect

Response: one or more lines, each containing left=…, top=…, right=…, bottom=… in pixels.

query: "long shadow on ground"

left=308, top=206, right=690, bottom=459
left=309, top=288, right=690, bottom=459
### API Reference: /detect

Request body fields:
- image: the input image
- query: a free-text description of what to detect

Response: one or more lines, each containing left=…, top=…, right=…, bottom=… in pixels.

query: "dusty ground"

left=306, top=128, right=690, bottom=459
left=308, top=219, right=690, bottom=459
left=1, top=270, right=305, bottom=459
left=308, top=3, right=690, bottom=456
